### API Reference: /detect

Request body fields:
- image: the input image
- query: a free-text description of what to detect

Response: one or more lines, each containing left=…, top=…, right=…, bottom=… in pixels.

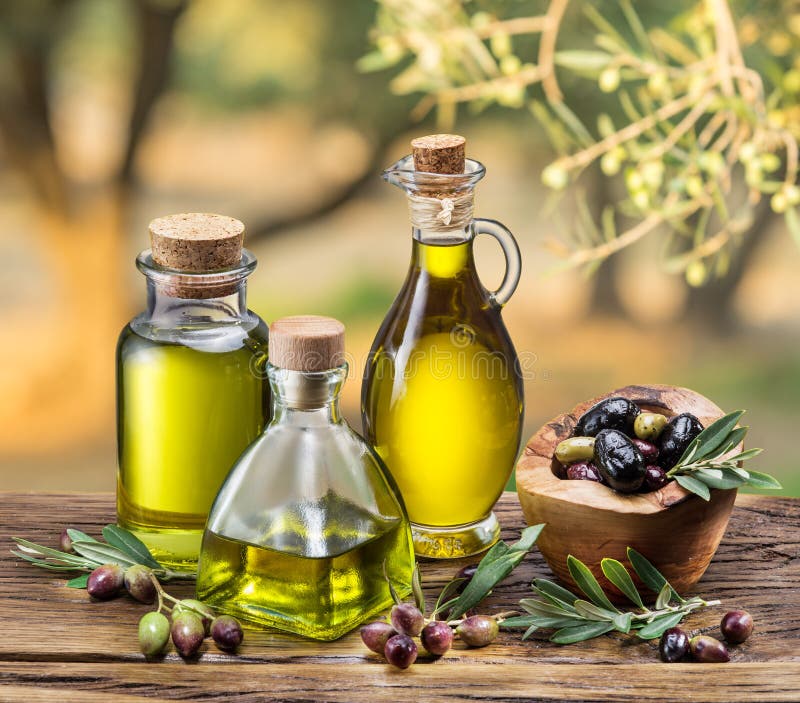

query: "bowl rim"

left=516, top=384, right=735, bottom=515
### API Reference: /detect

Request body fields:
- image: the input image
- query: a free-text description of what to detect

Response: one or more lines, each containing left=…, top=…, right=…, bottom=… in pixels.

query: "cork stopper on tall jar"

left=411, top=134, right=466, bottom=174
left=269, top=316, right=346, bottom=373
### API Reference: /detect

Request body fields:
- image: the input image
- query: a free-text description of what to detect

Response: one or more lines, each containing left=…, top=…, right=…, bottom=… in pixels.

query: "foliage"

left=363, top=0, right=800, bottom=282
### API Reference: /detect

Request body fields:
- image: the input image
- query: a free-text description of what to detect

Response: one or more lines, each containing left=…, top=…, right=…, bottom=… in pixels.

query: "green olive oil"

left=196, top=497, right=413, bottom=640
left=116, top=326, right=269, bottom=569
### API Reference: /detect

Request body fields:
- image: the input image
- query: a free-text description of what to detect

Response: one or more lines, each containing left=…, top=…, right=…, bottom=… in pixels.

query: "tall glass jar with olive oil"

left=362, top=135, right=524, bottom=559
left=117, top=213, right=269, bottom=570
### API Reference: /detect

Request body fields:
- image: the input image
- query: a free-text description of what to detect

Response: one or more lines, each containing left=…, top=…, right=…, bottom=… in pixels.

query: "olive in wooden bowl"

left=516, top=384, right=738, bottom=602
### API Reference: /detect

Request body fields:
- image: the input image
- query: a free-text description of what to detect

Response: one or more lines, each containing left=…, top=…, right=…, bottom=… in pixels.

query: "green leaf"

left=695, top=468, right=747, bottom=490
left=432, top=577, right=465, bottom=616
left=11, top=550, right=89, bottom=571
left=567, top=555, right=619, bottom=613
left=383, top=561, right=401, bottom=605
left=718, top=426, right=747, bottom=455
left=520, top=598, right=583, bottom=620
left=573, top=600, right=617, bottom=622
left=67, top=574, right=90, bottom=588
left=522, top=625, right=539, bottom=641
left=554, top=50, right=612, bottom=72
left=11, top=539, right=94, bottom=566
left=532, top=579, right=580, bottom=609
left=411, top=565, right=425, bottom=613
left=102, top=525, right=162, bottom=570
left=600, top=558, right=644, bottom=609
left=70, top=541, right=138, bottom=568
left=549, top=101, right=594, bottom=148
left=744, top=471, right=783, bottom=489
left=448, top=524, right=544, bottom=619
left=733, top=448, right=764, bottom=462
left=66, top=529, right=99, bottom=544
left=655, top=582, right=672, bottom=610
left=675, top=474, right=712, bottom=501
left=551, top=621, right=615, bottom=644
left=636, top=612, right=684, bottom=640
left=613, top=611, right=633, bottom=634
left=627, top=547, right=683, bottom=603
left=681, top=411, right=745, bottom=464
left=499, top=616, right=538, bottom=629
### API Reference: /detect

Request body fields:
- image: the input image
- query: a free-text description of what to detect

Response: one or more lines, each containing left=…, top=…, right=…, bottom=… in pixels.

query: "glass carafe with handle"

left=362, top=134, right=524, bottom=559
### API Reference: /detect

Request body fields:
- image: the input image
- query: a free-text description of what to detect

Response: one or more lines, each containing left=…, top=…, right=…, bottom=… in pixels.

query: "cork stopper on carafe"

left=411, top=134, right=466, bottom=174
left=269, top=316, right=346, bottom=373
left=149, top=213, right=244, bottom=272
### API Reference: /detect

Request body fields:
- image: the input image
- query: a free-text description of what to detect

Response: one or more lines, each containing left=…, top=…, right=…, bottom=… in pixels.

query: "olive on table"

left=574, top=397, right=640, bottom=438
left=171, top=611, right=205, bottom=658
left=659, top=627, right=689, bottom=662
left=566, top=461, right=603, bottom=482
left=454, top=563, right=479, bottom=593
left=124, top=565, right=157, bottom=604
left=554, top=437, right=596, bottom=465
left=690, top=635, right=730, bottom=663
left=658, top=413, right=704, bottom=471
left=390, top=603, right=424, bottom=637
left=421, top=621, right=454, bottom=656
left=456, top=615, right=499, bottom=647
left=173, top=599, right=215, bottom=635
left=384, top=634, right=418, bottom=669
left=634, top=412, right=668, bottom=441
left=361, top=621, right=397, bottom=654
left=210, top=615, right=244, bottom=652
left=87, top=563, right=124, bottom=600
left=720, top=610, right=754, bottom=644
left=138, top=611, right=170, bottom=658
left=594, top=429, right=646, bottom=493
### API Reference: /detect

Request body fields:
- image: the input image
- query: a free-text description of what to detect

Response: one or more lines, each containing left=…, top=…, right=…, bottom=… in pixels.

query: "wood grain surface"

left=1, top=492, right=798, bottom=702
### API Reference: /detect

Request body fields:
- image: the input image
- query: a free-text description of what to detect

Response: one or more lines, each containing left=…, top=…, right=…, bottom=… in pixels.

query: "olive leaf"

left=503, top=550, right=719, bottom=645
left=446, top=523, right=544, bottom=620
left=102, top=525, right=162, bottom=571
left=411, top=565, right=425, bottom=614
left=67, top=574, right=90, bottom=589
left=667, top=410, right=781, bottom=495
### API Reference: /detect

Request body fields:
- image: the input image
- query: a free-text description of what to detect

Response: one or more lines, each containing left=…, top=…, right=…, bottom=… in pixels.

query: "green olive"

left=554, top=437, right=596, bottom=465
left=634, top=412, right=668, bottom=441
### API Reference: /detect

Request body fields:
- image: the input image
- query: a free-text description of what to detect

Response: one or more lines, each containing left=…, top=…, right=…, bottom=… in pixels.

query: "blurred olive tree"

left=362, top=0, right=800, bottom=321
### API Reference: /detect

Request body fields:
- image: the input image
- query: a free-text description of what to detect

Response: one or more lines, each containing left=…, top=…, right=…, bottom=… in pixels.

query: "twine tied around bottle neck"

left=407, top=190, right=474, bottom=232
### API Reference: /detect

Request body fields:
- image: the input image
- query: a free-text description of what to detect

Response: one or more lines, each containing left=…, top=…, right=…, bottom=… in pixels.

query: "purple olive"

left=566, top=461, right=603, bottom=482
left=631, top=438, right=659, bottom=462
left=210, top=615, right=243, bottom=652
left=390, top=603, right=424, bottom=637
left=420, top=621, right=454, bottom=656
left=173, top=599, right=215, bottom=635
left=171, top=611, right=205, bottom=658
left=455, top=563, right=479, bottom=593
left=384, top=634, right=418, bottom=669
left=124, top=565, right=156, bottom=604
left=456, top=615, right=499, bottom=647
left=360, top=621, right=397, bottom=654
left=87, top=563, right=124, bottom=600
left=59, top=528, right=73, bottom=553
left=690, top=635, right=730, bottom=663
left=659, top=627, right=689, bottom=662
left=721, top=610, right=754, bottom=644
left=643, top=465, right=669, bottom=491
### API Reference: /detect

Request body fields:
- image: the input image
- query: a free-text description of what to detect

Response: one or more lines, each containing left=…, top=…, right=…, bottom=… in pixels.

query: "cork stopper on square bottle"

left=269, top=316, right=346, bottom=372
left=149, top=213, right=244, bottom=272
left=411, top=134, right=466, bottom=174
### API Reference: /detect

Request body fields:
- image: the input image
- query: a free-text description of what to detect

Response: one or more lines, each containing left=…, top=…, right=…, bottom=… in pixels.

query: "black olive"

left=574, top=397, right=640, bottom=438
left=658, top=413, right=704, bottom=470
left=594, top=429, right=646, bottom=493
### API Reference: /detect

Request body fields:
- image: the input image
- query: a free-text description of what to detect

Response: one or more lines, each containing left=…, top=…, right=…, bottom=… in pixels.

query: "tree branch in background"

left=119, top=0, right=187, bottom=184
left=538, top=0, right=569, bottom=103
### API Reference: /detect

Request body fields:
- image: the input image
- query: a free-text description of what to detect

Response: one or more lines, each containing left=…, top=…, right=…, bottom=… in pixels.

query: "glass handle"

left=472, top=218, right=522, bottom=307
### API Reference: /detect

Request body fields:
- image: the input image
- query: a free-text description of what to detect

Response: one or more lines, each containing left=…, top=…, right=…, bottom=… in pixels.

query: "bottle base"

left=411, top=512, right=500, bottom=559
left=117, top=519, right=201, bottom=572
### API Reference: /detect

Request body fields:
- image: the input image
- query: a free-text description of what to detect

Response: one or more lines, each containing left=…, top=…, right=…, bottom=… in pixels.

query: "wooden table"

left=1, top=492, right=798, bottom=702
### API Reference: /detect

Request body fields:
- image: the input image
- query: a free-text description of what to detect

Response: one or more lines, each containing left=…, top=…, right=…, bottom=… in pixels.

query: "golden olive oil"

left=116, top=326, right=268, bottom=569
left=196, top=497, right=413, bottom=640
left=363, top=240, right=523, bottom=554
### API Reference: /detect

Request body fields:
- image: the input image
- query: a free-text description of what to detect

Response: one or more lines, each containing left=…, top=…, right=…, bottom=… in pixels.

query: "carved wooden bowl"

left=516, top=384, right=737, bottom=602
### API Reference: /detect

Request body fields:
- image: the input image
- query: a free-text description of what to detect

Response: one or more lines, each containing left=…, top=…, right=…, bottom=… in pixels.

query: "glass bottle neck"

left=145, top=278, right=248, bottom=325
left=268, top=365, right=346, bottom=425
left=411, top=226, right=474, bottom=279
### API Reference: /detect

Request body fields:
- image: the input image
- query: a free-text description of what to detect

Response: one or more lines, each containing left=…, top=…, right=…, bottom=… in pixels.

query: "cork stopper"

left=149, top=213, right=244, bottom=272
left=411, top=134, right=466, bottom=174
left=269, top=316, right=346, bottom=372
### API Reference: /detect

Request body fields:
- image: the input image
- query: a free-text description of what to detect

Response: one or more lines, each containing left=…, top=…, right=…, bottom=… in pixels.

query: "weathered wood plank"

left=2, top=662, right=800, bottom=702
left=0, top=492, right=798, bottom=701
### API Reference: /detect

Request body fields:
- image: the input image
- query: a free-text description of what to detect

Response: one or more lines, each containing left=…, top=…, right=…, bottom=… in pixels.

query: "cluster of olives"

left=360, top=565, right=499, bottom=669
left=84, top=561, right=242, bottom=659
left=659, top=610, right=754, bottom=663
left=553, top=397, right=704, bottom=494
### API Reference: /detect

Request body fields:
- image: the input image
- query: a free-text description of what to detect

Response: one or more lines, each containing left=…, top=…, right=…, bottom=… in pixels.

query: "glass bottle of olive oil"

left=197, top=316, right=414, bottom=641
left=117, top=213, right=269, bottom=570
left=362, top=135, right=524, bottom=559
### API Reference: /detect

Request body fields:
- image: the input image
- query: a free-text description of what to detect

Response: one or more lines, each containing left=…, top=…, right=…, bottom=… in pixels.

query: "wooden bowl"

left=516, top=384, right=737, bottom=601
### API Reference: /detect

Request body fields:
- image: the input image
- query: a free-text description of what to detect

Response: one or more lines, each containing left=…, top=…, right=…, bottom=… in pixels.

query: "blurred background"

left=0, top=0, right=797, bottom=494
